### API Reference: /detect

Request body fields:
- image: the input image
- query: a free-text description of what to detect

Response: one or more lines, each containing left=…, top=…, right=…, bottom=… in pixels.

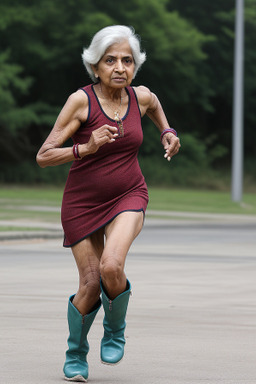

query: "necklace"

left=99, top=84, right=124, bottom=137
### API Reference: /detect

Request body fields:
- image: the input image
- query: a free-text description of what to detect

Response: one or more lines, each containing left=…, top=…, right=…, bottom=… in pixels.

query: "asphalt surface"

left=1, top=213, right=256, bottom=384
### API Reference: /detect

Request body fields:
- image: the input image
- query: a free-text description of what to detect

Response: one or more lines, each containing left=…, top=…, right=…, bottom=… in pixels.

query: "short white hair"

left=82, top=25, right=146, bottom=83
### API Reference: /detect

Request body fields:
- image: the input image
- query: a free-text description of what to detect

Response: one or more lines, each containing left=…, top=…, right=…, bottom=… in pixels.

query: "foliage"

left=0, top=0, right=255, bottom=187
left=169, top=0, right=256, bottom=168
left=139, top=130, right=228, bottom=189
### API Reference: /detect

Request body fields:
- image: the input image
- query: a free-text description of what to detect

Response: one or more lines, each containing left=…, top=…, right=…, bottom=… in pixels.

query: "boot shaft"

left=64, top=295, right=101, bottom=380
left=66, top=295, right=101, bottom=354
left=101, top=280, right=131, bottom=332
left=100, top=279, right=131, bottom=365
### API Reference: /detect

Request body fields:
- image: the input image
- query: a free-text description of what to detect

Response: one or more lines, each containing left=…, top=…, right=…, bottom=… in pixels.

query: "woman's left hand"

left=162, top=133, right=181, bottom=162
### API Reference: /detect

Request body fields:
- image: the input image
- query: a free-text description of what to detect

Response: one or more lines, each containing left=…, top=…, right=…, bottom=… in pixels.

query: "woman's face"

left=94, top=40, right=135, bottom=88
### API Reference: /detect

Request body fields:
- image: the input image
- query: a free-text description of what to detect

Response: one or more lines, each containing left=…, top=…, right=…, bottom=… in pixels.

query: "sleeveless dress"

left=61, top=84, right=149, bottom=247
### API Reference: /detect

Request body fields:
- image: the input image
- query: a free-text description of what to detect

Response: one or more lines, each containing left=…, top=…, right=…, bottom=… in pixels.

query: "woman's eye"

left=106, top=58, right=113, bottom=63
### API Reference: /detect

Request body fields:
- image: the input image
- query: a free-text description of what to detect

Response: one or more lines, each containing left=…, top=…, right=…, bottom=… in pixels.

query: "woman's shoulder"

left=132, top=85, right=150, bottom=95
left=61, top=87, right=91, bottom=124
left=67, top=87, right=90, bottom=108
left=68, top=83, right=95, bottom=102
left=132, top=85, right=152, bottom=104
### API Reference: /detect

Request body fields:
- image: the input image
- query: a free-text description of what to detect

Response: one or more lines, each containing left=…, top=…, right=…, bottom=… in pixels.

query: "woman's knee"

left=78, top=267, right=101, bottom=298
left=100, top=258, right=123, bottom=284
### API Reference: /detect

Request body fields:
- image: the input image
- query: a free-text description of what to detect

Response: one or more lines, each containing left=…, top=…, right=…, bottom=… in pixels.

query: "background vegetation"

left=0, top=0, right=255, bottom=190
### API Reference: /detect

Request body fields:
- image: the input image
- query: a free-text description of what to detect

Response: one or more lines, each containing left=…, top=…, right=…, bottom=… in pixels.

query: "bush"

left=0, top=161, right=69, bottom=185
left=139, top=133, right=223, bottom=188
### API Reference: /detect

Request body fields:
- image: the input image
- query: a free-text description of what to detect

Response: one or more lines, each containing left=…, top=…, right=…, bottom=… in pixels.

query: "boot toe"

left=63, top=361, right=88, bottom=381
left=101, top=338, right=124, bottom=364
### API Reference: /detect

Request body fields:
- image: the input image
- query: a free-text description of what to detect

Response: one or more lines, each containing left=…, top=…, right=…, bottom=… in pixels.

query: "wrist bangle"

left=73, top=143, right=82, bottom=160
left=160, top=128, right=177, bottom=142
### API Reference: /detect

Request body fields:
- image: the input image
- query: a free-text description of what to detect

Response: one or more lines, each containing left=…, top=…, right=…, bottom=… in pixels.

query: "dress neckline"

left=91, top=84, right=131, bottom=122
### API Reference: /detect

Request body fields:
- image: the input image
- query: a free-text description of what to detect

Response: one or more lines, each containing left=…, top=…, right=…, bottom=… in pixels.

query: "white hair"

left=81, top=25, right=146, bottom=82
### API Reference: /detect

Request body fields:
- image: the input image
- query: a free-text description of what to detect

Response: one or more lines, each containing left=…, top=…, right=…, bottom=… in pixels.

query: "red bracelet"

left=160, top=128, right=177, bottom=142
left=73, top=143, right=82, bottom=160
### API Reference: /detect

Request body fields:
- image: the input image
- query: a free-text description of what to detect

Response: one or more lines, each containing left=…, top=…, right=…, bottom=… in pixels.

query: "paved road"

left=1, top=216, right=256, bottom=383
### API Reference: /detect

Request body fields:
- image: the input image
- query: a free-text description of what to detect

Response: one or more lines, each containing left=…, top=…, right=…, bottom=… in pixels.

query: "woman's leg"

left=63, top=228, right=105, bottom=381
left=99, top=211, right=144, bottom=365
left=100, top=211, right=144, bottom=299
left=71, top=227, right=105, bottom=315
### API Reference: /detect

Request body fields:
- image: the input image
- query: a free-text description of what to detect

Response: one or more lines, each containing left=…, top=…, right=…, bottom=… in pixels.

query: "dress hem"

left=63, top=208, right=145, bottom=248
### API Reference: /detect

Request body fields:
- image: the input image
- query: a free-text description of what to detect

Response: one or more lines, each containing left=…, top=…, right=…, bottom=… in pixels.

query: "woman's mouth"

left=112, top=77, right=126, bottom=82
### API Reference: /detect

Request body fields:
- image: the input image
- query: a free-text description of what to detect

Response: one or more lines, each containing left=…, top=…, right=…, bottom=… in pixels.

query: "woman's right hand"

left=82, top=125, right=119, bottom=155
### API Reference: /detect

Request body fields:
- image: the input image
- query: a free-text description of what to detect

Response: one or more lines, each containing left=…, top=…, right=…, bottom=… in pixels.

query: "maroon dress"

left=61, top=84, right=148, bottom=247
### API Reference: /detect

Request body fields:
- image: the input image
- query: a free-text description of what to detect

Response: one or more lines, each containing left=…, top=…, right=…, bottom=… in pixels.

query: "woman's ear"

left=91, top=65, right=98, bottom=79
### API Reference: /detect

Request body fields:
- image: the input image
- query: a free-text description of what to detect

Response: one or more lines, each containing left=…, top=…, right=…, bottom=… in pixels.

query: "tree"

left=169, top=0, right=256, bottom=174
left=2, top=0, right=254, bottom=186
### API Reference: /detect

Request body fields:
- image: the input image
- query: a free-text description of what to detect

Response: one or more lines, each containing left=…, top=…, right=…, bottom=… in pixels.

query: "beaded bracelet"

left=73, top=143, right=82, bottom=160
left=160, top=128, right=177, bottom=142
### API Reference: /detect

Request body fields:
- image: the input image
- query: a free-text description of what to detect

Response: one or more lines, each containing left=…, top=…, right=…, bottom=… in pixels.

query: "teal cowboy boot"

left=63, top=295, right=101, bottom=382
left=100, top=279, right=131, bottom=365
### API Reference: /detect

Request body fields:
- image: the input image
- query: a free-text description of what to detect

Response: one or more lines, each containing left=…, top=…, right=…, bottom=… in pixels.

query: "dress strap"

left=129, top=87, right=142, bottom=117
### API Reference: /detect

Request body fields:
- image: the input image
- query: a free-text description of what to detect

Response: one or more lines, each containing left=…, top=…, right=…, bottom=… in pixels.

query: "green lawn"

left=148, top=187, right=256, bottom=214
left=0, top=226, right=47, bottom=232
left=0, top=186, right=63, bottom=205
left=0, top=185, right=256, bottom=223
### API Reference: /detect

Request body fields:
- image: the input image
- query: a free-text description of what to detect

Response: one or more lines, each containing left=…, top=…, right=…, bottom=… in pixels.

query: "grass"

left=0, top=186, right=63, bottom=205
left=148, top=187, right=256, bottom=214
left=0, top=226, right=48, bottom=232
left=0, top=185, right=62, bottom=223
left=0, top=209, right=60, bottom=222
left=0, top=185, right=256, bottom=228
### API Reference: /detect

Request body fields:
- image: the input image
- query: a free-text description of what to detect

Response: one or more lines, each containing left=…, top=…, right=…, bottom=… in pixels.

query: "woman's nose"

left=115, top=60, right=124, bottom=72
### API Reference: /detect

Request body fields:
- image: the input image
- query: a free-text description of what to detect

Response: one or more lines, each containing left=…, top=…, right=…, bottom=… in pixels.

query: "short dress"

left=61, top=84, right=149, bottom=247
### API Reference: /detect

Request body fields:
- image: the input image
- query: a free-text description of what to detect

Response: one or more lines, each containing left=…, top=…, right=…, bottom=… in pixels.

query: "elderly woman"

left=37, top=25, right=180, bottom=382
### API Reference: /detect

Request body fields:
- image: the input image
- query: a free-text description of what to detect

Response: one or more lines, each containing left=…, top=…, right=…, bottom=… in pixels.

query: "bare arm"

left=36, top=90, right=118, bottom=168
left=134, top=86, right=181, bottom=160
